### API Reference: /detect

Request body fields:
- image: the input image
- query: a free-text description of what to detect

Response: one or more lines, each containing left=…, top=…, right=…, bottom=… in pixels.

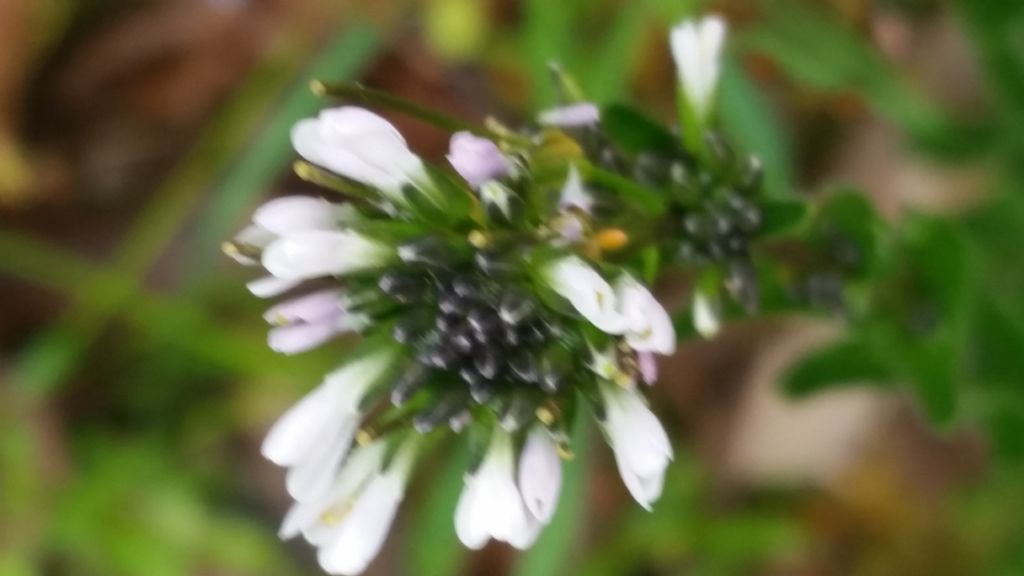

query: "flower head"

left=232, top=97, right=681, bottom=573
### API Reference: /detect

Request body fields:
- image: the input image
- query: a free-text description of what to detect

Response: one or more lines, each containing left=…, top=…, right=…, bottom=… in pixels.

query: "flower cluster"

left=227, top=15, right=735, bottom=575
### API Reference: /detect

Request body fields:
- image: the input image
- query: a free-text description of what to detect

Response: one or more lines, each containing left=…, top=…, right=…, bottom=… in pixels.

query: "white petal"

left=285, top=418, right=358, bottom=502
left=321, top=349, right=397, bottom=413
left=292, top=108, right=427, bottom=196
left=262, top=230, right=391, bottom=281
left=558, top=165, right=593, bottom=214
left=693, top=290, right=722, bottom=338
left=253, top=196, right=344, bottom=235
left=518, top=427, right=562, bottom=524
left=545, top=256, right=626, bottom=334
left=480, top=181, right=514, bottom=218
left=601, top=384, right=672, bottom=509
left=280, top=441, right=388, bottom=541
left=261, top=350, right=396, bottom=466
left=261, top=380, right=343, bottom=467
left=455, top=428, right=538, bottom=549
left=247, top=276, right=300, bottom=298
left=670, top=16, right=728, bottom=121
left=538, top=103, right=601, bottom=127
left=454, top=477, right=490, bottom=550
left=615, top=275, right=676, bottom=355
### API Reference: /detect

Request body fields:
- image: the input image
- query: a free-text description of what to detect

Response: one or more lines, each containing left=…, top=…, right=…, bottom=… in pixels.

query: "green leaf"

left=817, top=189, right=882, bottom=278
left=758, top=200, right=808, bottom=237
left=601, top=103, right=678, bottom=156
left=406, top=445, right=470, bottom=576
left=743, top=0, right=953, bottom=148
left=719, top=57, right=795, bottom=198
left=783, top=336, right=891, bottom=397
left=905, top=338, right=959, bottom=424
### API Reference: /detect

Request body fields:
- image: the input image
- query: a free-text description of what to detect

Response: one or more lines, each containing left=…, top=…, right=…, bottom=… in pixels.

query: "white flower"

left=558, top=165, right=593, bottom=214
left=262, top=230, right=394, bottom=281
left=517, top=427, right=562, bottom=524
left=670, top=16, right=728, bottom=122
left=455, top=427, right=541, bottom=550
left=693, top=289, right=722, bottom=338
left=544, top=256, right=626, bottom=335
left=447, top=132, right=512, bottom=188
left=538, top=102, right=601, bottom=128
left=615, top=275, right=676, bottom=355
left=280, top=440, right=418, bottom=576
left=261, top=347, right=398, bottom=501
left=292, top=107, right=428, bottom=201
left=600, top=383, right=672, bottom=510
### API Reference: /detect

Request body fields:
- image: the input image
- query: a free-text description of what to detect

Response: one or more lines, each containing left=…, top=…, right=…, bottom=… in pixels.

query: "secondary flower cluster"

left=227, top=14, right=735, bottom=576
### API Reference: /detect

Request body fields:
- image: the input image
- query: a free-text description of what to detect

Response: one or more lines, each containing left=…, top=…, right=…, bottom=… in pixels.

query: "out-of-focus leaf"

left=524, top=0, right=578, bottom=108
left=758, top=199, right=808, bottom=237
left=899, top=215, right=971, bottom=320
left=601, top=103, right=678, bottom=156
left=817, top=189, right=882, bottom=278
left=783, top=336, right=892, bottom=396
left=969, top=300, right=1024, bottom=386
left=406, top=445, right=470, bottom=576
left=905, top=338, right=959, bottom=424
left=719, top=58, right=794, bottom=198
left=744, top=0, right=954, bottom=150
left=189, top=27, right=380, bottom=279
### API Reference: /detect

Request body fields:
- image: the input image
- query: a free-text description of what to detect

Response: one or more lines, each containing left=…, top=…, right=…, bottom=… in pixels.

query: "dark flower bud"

left=391, top=365, right=429, bottom=407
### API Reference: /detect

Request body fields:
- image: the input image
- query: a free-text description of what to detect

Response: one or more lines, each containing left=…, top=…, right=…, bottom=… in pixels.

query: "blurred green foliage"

left=3, top=0, right=1024, bottom=574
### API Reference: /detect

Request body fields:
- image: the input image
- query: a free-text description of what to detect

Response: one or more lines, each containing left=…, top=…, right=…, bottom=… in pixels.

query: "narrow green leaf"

left=719, top=58, right=794, bottom=198
left=405, top=445, right=470, bottom=576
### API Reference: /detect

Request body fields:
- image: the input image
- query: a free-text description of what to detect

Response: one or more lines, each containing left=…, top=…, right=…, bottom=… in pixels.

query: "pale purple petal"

left=263, top=289, right=344, bottom=325
left=447, top=131, right=512, bottom=188
left=268, top=318, right=346, bottom=355
left=637, top=351, right=658, bottom=385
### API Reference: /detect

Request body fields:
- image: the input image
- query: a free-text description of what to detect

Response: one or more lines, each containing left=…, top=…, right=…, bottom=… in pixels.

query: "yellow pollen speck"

left=221, top=241, right=239, bottom=256
left=468, top=230, right=489, bottom=248
left=596, top=229, right=629, bottom=252
left=356, top=429, right=374, bottom=446
left=536, top=406, right=557, bottom=426
left=309, top=80, right=327, bottom=96
left=294, top=161, right=316, bottom=181
left=556, top=443, right=576, bottom=461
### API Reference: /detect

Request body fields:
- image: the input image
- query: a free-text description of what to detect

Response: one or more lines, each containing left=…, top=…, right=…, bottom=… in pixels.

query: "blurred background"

left=1, top=0, right=1023, bottom=574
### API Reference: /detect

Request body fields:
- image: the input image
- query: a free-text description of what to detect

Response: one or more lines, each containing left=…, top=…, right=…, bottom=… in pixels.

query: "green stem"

left=577, top=160, right=669, bottom=215
left=315, top=81, right=488, bottom=137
